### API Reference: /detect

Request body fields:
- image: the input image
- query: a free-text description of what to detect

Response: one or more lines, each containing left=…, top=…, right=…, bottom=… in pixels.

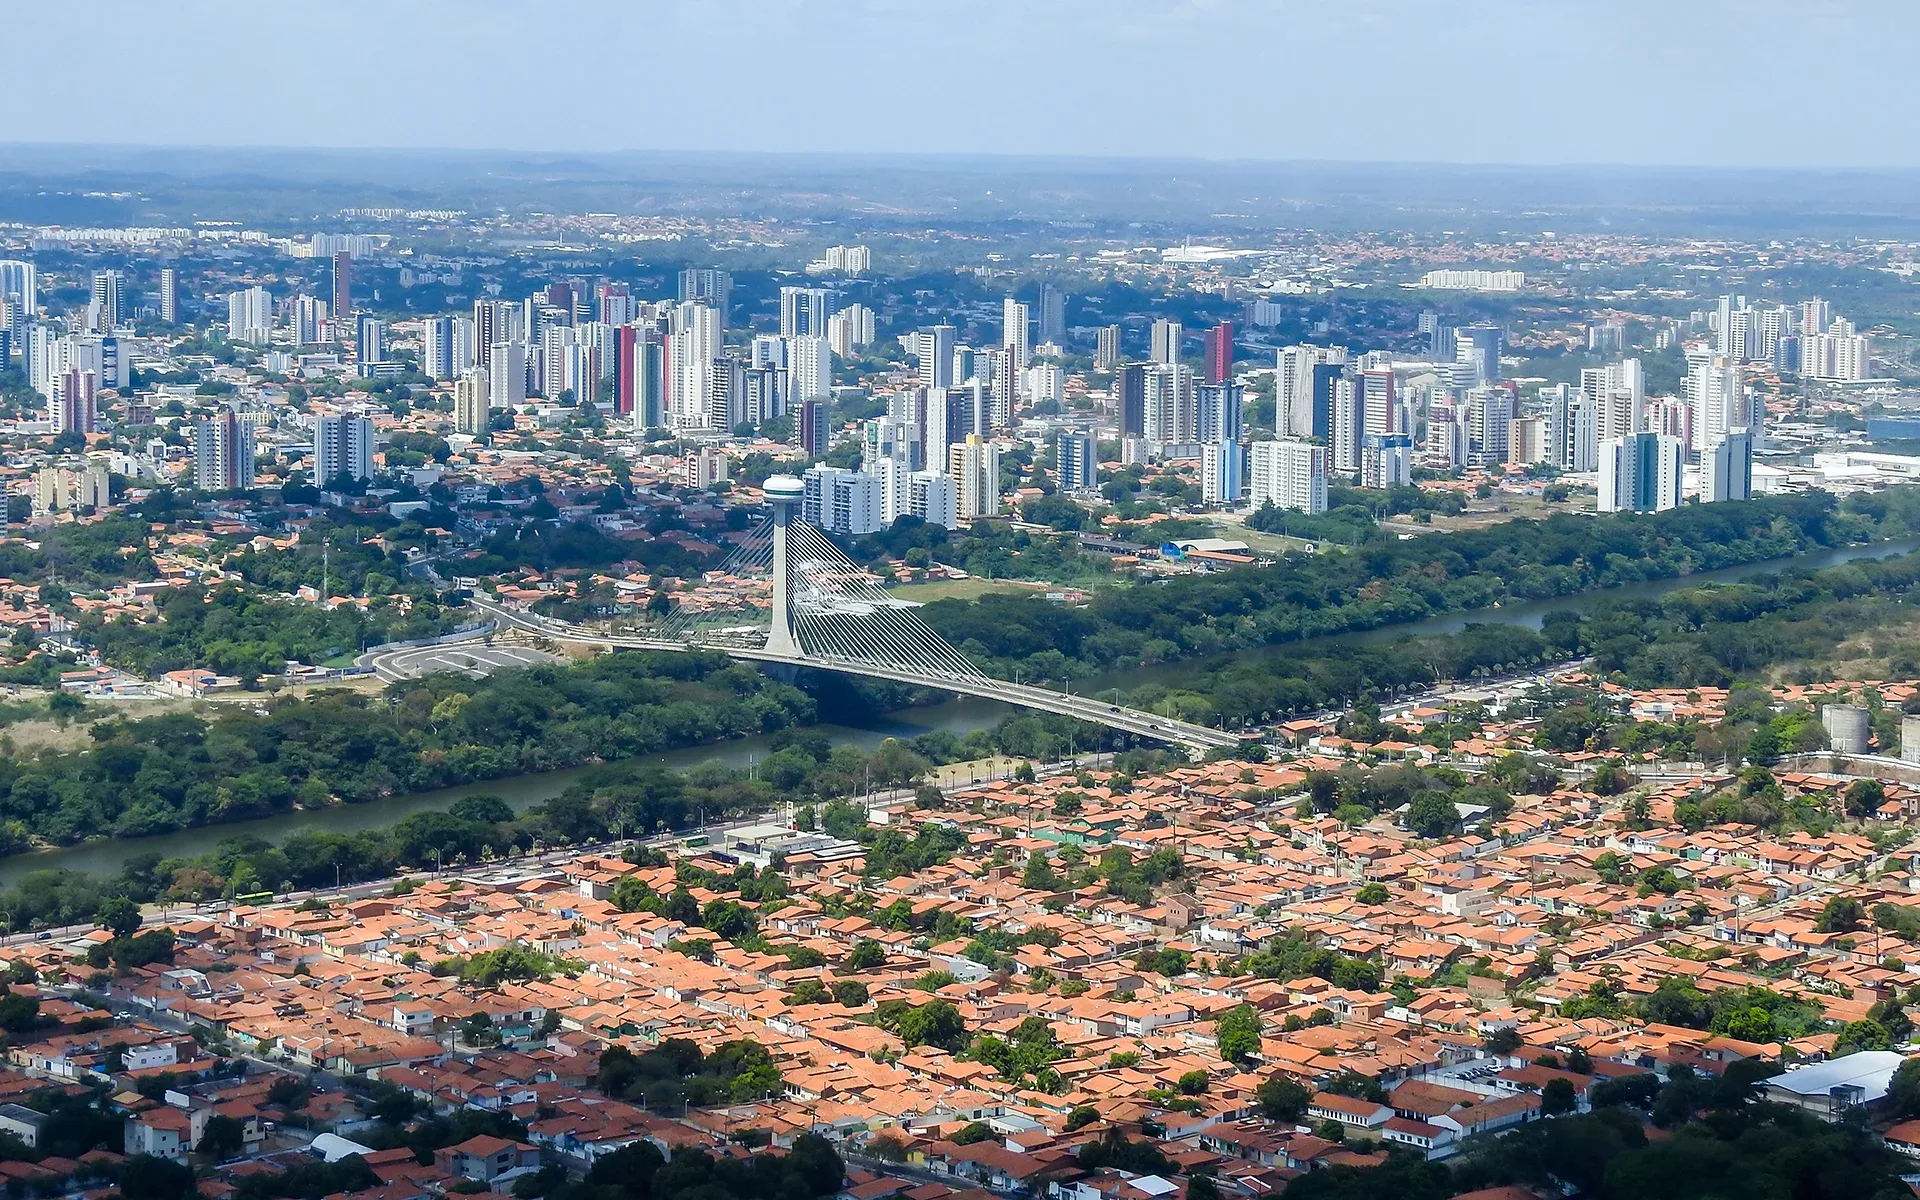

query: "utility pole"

left=321, top=537, right=331, bottom=608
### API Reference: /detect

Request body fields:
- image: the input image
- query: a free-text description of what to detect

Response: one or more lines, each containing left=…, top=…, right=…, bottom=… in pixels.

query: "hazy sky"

left=9, top=0, right=1915, bottom=168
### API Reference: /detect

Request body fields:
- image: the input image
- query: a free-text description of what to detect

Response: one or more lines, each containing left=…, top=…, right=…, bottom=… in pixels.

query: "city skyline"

left=6, top=0, right=1916, bottom=169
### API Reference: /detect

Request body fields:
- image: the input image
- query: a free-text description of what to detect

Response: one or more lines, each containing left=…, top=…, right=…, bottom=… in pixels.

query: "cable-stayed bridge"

left=464, top=475, right=1238, bottom=754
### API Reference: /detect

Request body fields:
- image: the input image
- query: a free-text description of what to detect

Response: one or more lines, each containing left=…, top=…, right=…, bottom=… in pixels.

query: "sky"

left=7, top=0, right=1916, bottom=169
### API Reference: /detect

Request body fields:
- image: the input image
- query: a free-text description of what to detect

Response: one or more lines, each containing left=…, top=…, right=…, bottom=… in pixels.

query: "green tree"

left=1022, top=851, right=1060, bottom=892
left=97, top=895, right=142, bottom=939
left=1542, top=1076, right=1577, bottom=1115
left=1845, top=778, right=1888, bottom=818
left=117, top=1155, right=197, bottom=1200
left=1889, top=1056, right=1920, bottom=1117
left=897, top=1000, right=968, bottom=1051
left=1816, top=895, right=1865, bottom=933
left=1216, top=1003, right=1263, bottom=1065
left=196, top=1114, right=246, bottom=1158
left=1404, top=794, right=1459, bottom=838
left=1356, top=882, right=1389, bottom=905
left=1256, top=1076, right=1311, bottom=1121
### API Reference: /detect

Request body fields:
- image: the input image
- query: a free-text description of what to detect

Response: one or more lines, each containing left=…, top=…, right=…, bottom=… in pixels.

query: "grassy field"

left=1402, top=493, right=1585, bottom=533
left=889, top=577, right=1043, bottom=602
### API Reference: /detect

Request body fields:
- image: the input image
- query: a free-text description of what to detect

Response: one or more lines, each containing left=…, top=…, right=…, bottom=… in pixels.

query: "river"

left=6, top=533, right=1916, bottom=885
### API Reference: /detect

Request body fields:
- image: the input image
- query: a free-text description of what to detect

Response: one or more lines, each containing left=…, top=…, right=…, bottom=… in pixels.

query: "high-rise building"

left=490, top=341, right=527, bottom=407
left=1598, top=432, right=1683, bottom=513
left=472, top=299, right=513, bottom=372
left=1026, top=362, right=1063, bottom=406
left=1330, top=372, right=1364, bottom=472
left=1201, top=441, right=1243, bottom=506
left=822, top=245, right=871, bottom=274
left=801, top=466, right=883, bottom=535
left=422, top=317, right=455, bottom=380
left=1802, top=317, right=1871, bottom=381
left=1456, top=325, right=1503, bottom=384
left=1360, top=433, right=1413, bottom=488
left=35, top=464, right=109, bottom=514
left=89, top=271, right=124, bottom=330
left=668, top=302, right=720, bottom=429
left=1249, top=439, right=1327, bottom=514
left=1002, top=299, right=1031, bottom=390
left=226, top=287, right=272, bottom=344
left=949, top=435, right=1000, bottom=520
left=1801, top=299, right=1831, bottom=339
left=906, top=470, right=957, bottom=530
left=800, top=399, right=830, bottom=459
left=826, top=304, right=874, bottom=359
left=1702, top=428, right=1754, bottom=503
left=1196, top=381, right=1243, bottom=445
left=331, top=252, right=352, bottom=320
left=609, top=324, right=640, bottom=416
left=1467, top=386, right=1515, bottom=463
left=1507, top=417, right=1549, bottom=465
left=158, top=268, right=179, bottom=324
left=1114, top=362, right=1146, bottom=438
left=355, top=314, right=385, bottom=365
left=780, top=287, right=833, bottom=337
left=1426, top=404, right=1468, bottom=469
left=918, top=324, right=956, bottom=391
left=314, top=412, right=375, bottom=484
left=631, top=332, right=666, bottom=429
left=1095, top=325, right=1121, bottom=370
left=539, top=324, right=576, bottom=400
left=0, top=261, right=36, bottom=316
left=598, top=283, right=634, bottom=327
left=1277, top=346, right=1348, bottom=438
left=1203, top=322, right=1234, bottom=384
left=193, top=409, right=255, bottom=492
left=294, top=296, right=331, bottom=345
left=1360, top=368, right=1396, bottom=435
left=1058, top=431, right=1097, bottom=493
left=1143, top=363, right=1196, bottom=447
left=677, top=268, right=732, bottom=314
left=788, top=336, right=832, bottom=404
left=27, top=325, right=57, bottom=393
left=1151, top=319, right=1182, bottom=365
left=50, top=370, right=97, bottom=435
left=1689, top=353, right=1745, bottom=453
left=454, top=368, right=490, bottom=435
left=1037, top=282, right=1066, bottom=345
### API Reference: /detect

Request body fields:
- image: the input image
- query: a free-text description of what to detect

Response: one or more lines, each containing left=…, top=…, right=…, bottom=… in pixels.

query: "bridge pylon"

left=762, top=474, right=805, bottom=657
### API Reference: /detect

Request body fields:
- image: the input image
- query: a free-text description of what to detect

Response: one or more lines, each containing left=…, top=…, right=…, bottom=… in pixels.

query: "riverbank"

left=0, top=694, right=1019, bottom=886
left=11, top=521, right=1920, bottom=889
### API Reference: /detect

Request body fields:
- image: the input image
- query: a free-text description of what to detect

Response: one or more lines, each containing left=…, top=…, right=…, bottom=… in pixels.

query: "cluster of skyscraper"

left=1709, top=295, right=1869, bottom=382
left=418, top=272, right=876, bottom=441
left=0, top=265, right=145, bottom=438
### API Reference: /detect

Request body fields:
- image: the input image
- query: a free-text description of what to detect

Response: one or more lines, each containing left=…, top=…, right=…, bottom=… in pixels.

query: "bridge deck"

left=467, top=599, right=1237, bottom=753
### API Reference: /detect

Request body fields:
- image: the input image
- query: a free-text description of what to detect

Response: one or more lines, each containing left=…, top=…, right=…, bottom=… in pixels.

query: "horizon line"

left=2, top=141, right=1919, bottom=177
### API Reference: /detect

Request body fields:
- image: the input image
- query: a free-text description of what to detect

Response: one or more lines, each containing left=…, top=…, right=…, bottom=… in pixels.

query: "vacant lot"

left=890, top=577, right=1044, bottom=602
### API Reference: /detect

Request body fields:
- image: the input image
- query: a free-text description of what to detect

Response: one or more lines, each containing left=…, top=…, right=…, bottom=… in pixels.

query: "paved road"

left=369, top=642, right=560, bottom=683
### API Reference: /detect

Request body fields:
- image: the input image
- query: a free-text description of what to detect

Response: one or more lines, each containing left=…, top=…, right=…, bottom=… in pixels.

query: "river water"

left=7, top=534, right=1916, bottom=885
